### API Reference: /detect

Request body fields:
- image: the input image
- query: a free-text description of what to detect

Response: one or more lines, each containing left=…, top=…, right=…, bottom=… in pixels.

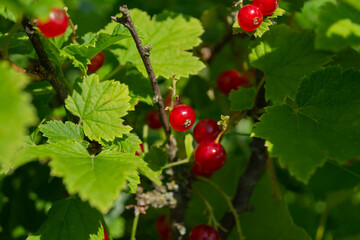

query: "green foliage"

left=229, top=87, right=256, bottom=111
left=27, top=197, right=105, bottom=240
left=65, top=74, right=132, bottom=142
left=0, top=62, right=36, bottom=171
left=39, top=120, right=84, bottom=143
left=1, top=1, right=360, bottom=239
left=254, top=67, right=360, bottom=182
left=61, top=26, right=131, bottom=73
left=33, top=140, right=159, bottom=213
left=111, top=9, right=205, bottom=79
left=249, top=25, right=332, bottom=104
left=315, top=0, right=360, bottom=52
left=240, top=174, right=311, bottom=240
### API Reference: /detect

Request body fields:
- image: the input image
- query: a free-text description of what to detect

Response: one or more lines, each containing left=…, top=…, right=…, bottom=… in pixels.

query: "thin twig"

left=111, top=5, right=170, bottom=136
left=130, top=214, right=140, bottom=240
left=21, top=17, right=68, bottom=103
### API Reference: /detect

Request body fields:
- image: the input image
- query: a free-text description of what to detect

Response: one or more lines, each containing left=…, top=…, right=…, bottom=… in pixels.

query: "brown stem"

left=111, top=5, right=170, bottom=136
left=21, top=17, right=68, bottom=102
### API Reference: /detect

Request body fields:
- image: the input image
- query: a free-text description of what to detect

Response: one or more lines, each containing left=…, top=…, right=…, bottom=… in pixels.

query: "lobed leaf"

left=254, top=67, right=360, bottom=182
left=65, top=74, right=132, bottom=142
left=27, top=198, right=105, bottom=240
left=249, top=24, right=332, bottom=104
left=111, top=9, right=205, bottom=79
left=229, top=87, right=256, bottom=111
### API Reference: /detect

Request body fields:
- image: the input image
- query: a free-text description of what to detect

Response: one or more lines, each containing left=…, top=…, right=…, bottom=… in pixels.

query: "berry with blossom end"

left=193, top=118, right=222, bottom=143
left=217, top=70, right=251, bottom=95
left=253, top=0, right=279, bottom=16
left=87, top=52, right=105, bottom=73
left=189, top=224, right=219, bottom=240
left=195, top=141, right=226, bottom=172
left=37, top=8, right=69, bottom=38
left=237, top=4, right=263, bottom=32
left=169, top=104, right=196, bottom=131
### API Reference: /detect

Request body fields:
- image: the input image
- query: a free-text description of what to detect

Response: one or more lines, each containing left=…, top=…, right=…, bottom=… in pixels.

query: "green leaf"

left=111, top=9, right=205, bottom=79
left=315, top=1, right=360, bottom=52
left=233, top=8, right=286, bottom=38
left=27, top=197, right=105, bottom=240
left=184, top=134, right=194, bottom=159
left=65, top=74, right=132, bottom=142
left=240, top=174, right=311, bottom=240
left=229, top=87, right=256, bottom=111
left=115, top=64, right=154, bottom=105
left=295, top=0, right=336, bottom=30
left=37, top=140, right=159, bottom=212
left=1, top=0, right=63, bottom=20
left=39, top=121, right=84, bottom=143
left=254, top=67, right=360, bottom=182
left=144, top=146, right=169, bottom=172
left=61, top=28, right=131, bottom=73
left=249, top=24, right=331, bottom=104
left=0, top=61, right=37, bottom=170
left=101, top=133, right=142, bottom=154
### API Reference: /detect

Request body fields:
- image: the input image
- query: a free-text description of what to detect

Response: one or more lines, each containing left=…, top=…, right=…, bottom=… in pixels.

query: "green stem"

left=161, top=159, right=189, bottom=170
left=215, top=131, right=224, bottom=144
left=193, top=186, right=219, bottom=230
left=197, top=176, right=245, bottom=240
left=102, top=64, right=125, bottom=81
left=142, top=124, right=149, bottom=153
left=315, top=208, right=329, bottom=240
left=130, top=214, right=140, bottom=240
left=255, top=75, right=266, bottom=97
left=1, top=21, right=20, bottom=60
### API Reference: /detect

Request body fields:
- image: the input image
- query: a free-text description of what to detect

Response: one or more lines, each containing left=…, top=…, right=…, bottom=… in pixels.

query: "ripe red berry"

left=87, top=52, right=105, bottom=73
left=189, top=224, right=219, bottom=240
left=37, top=8, right=69, bottom=38
left=155, top=215, right=170, bottom=238
left=217, top=70, right=251, bottom=95
left=164, top=93, right=183, bottom=108
left=253, top=0, right=279, bottom=16
left=146, top=110, right=162, bottom=129
left=237, top=5, right=263, bottom=32
left=193, top=119, right=222, bottom=143
left=169, top=104, right=196, bottom=131
left=195, top=141, right=226, bottom=172
left=192, top=164, right=213, bottom=178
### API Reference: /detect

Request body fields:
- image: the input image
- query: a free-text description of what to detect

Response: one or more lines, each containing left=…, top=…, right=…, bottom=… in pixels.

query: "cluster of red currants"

left=237, top=0, right=279, bottom=32
left=155, top=215, right=219, bottom=240
left=37, top=8, right=105, bottom=73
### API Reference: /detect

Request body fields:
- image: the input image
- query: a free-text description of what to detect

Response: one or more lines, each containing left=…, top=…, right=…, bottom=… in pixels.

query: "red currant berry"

left=194, top=141, right=226, bottom=172
left=217, top=70, right=251, bottom=95
left=237, top=5, right=263, bottom=32
left=192, top=164, right=213, bottom=178
left=146, top=110, right=162, bottom=129
left=253, top=0, right=279, bottom=16
left=164, top=93, right=183, bottom=108
left=193, top=119, right=221, bottom=143
left=87, top=52, right=105, bottom=73
left=189, top=224, right=219, bottom=240
left=37, top=8, right=69, bottom=38
left=169, top=104, right=196, bottom=131
left=155, top=215, right=170, bottom=237
left=135, top=143, right=144, bottom=156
